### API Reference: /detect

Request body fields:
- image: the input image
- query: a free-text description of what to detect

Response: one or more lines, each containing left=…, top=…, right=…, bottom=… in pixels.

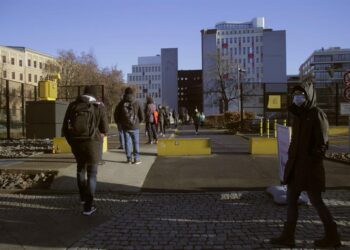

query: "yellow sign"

left=267, top=95, right=281, bottom=109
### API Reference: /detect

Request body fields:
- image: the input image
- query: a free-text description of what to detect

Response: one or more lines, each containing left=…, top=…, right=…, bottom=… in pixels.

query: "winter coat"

left=62, top=95, right=109, bottom=164
left=114, top=93, right=144, bottom=130
left=283, top=82, right=329, bottom=192
left=144, top=103, right=157, bottom=123
left=158, top=108, right=166, bottom=123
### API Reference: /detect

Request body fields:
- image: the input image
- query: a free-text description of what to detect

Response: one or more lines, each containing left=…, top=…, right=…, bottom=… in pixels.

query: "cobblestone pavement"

left=0, top=190, right=349, bottom=249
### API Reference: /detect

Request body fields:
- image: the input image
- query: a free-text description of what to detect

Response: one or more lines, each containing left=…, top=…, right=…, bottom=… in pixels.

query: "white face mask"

left=293, top=95, right=306, bottom=107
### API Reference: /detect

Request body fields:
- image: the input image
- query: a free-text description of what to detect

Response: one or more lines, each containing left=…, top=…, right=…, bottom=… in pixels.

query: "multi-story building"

left=300, top=47, right=350, bottom=85
left=127, top=48, right=178, bottom=110
left=201, top=17, right=287, bottom=115
left=299, top=47, right=350, bottom=125
left=0, top=46, right=56, bottom=86
left=178, top=70, right=203, bottom=116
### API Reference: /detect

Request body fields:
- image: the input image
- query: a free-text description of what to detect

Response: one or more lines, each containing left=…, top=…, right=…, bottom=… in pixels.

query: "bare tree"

left=204, top=52, right=242, bottom=113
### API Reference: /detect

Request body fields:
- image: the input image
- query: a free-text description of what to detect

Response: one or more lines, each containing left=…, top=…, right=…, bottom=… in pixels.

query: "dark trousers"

left=159, top=121, right=165, bottom=134
left=146, top=122, right=157, bottom=142
left=287, top=179, right=334, bottom=225
left=77, top=163, right=98, bottom=210
left=195, top=123, right=199, bottom=132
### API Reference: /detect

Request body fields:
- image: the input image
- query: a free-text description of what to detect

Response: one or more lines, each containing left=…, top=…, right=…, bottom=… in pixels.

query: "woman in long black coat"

left=270, top=81, right=341, bottom=248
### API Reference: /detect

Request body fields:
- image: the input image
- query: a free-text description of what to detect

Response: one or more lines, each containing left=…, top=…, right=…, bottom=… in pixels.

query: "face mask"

left=293, top=95, right=306, bottom=107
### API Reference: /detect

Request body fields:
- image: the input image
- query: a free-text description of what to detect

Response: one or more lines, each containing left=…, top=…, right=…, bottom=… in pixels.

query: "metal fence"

left=0, top=80, right=37, bottom=139
left=240, top=81, right=348, bottom=127
left=0, top=82, right=105, bottom=139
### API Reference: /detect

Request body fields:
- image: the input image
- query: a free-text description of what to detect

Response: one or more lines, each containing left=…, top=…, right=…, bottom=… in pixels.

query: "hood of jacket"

left=76, top=94, right=96, bottom=103
left=289, top=81, right=316, bottom=115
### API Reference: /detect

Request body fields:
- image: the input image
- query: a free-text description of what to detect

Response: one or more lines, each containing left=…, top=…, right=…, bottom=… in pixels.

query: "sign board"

left=267, top=95, right=281, bottom=109
left=277, top=124, right=292, bottom=182
left=340, top=103, right=350, bottom=115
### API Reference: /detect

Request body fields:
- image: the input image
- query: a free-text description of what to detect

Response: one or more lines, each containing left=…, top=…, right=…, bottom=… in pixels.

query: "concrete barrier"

left=157, top=138, right=211, bottom=156
left=249, top=137, right=277, bottom=155
left=53, top=137, right=108, bottom=153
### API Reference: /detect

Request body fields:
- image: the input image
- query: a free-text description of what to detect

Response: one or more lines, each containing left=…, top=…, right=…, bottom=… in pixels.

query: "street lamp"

left=237, top=65, right=246, bottom=129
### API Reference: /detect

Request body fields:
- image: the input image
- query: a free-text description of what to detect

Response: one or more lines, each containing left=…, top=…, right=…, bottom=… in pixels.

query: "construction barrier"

left=53, top=137, right=108, bottom=153
left=249, top=137, right=277, bottom=155
left=157, top=138, right=211, bottom=156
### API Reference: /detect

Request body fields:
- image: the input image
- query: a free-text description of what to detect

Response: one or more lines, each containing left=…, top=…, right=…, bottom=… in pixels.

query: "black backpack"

left=121, top=101, right=137, bottom=129
left=67, top=101, right=97, bottom=140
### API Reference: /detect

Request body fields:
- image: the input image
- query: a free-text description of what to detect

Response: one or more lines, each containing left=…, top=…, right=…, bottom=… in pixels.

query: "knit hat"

left=125, top=87, right=134, bottom=95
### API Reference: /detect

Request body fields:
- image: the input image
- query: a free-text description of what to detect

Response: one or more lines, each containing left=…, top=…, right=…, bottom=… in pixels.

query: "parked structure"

left=127, top=48, right=178, bottom=110
left=201, top=17, right=287, bottom=115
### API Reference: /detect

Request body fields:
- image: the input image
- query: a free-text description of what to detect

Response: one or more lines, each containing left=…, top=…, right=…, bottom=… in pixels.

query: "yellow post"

left=266, top=119, right=270, bottom=138
left=274, top=119, right=277, bottom=138
left=283, top=119, right=287, bottom=127
left=260, top=118, right=263, bottom=136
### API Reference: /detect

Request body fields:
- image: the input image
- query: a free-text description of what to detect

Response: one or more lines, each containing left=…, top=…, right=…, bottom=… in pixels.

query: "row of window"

left=132, top=65, right=161, bottom=73
left=129, top=74, right=161, bottom=82
left=312, top=54, right=350, bottom=63
left=219, top=46, right=263, bottom=57
left=217, top=29, right=262, bottom=35
left=1, top=55, right=47, bottom=69
left=217, top=36, right=263, bottom=45
left=178, top=77, right=201, bottom=81
left=137, top=83, right=161, bottom=90
left=136, top=92, right=161, bottom=99
left=2, top=71, right=41, bottom=83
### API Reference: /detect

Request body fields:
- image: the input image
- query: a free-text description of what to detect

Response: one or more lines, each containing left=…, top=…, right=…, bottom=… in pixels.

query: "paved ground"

left=0, top=191, right=349, bottom=249
left=0, top=125, right=349, bottom=249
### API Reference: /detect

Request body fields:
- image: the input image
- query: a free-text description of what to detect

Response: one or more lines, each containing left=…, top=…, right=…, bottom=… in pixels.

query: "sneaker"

left=118, top=146, right=124, bottom=149
left=133, top=160, right=142, bottom=165
left=126, top=159, right=132, bottom=164
left=82, top=206, right=97, bottom=216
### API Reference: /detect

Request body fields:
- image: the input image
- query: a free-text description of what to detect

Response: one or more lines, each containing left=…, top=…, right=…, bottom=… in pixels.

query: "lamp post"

left=237, top=64, right=246, bottom=129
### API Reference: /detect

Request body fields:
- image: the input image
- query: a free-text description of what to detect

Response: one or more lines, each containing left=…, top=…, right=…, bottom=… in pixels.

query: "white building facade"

left=127, top=48, right=178, bottom=110
left=0, top=46, right=56, bottom=86
left=201, top=17, right=286, bottom=115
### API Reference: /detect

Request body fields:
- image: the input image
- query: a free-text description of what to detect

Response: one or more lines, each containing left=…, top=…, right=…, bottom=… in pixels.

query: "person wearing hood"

left=114, top=87, right=144, bottom=164
left=270, top=81, right=341, bottom=248
left=62, top=85, right=109, bottom=216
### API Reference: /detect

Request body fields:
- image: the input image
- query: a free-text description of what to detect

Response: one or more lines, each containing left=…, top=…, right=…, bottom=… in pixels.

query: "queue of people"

left=61, top=82, right=341, bottom=248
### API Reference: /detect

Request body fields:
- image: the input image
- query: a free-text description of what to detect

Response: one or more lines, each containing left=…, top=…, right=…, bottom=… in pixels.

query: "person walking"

left=114, top=87, right=143, bottom=164
left=144, top=96, right=158, bottom=144
left=270, top=81, right=341, bottom=248
left=158, top=105, right=166, bottom=136
left=172, top=109, right=179, bottom=129
left=117, top=122, right=124, bottom=149
left=62, top=85, right=108, bottom=216
left=193, top=108, right=201, bottom=135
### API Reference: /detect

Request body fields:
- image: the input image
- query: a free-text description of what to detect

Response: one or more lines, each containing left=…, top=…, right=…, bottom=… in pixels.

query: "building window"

left=243, top=37, right=246, bottom=43
left=11, top=58, right=15, bottom=65
left=20, top=73, right=23, bottom=81
left=39, top=62, right=42, bottom=69
left=19, top=60, right=23, bottom=67
left=256, top=36, right=259, bottom=42
left=3, top=71, right=7, bottom=78
left=28, top=73, right=32, bottom=82
left=2, top=56, right=6, bottom=63
left=230, top=38, right=232, bottom=44
left=234, top=38, right=237, bottom=43
left=28, top=59, right=31, bottom=67
left=34, top=61, right=37, bottom=68
left=243, top=47, right=246, bottom=55
left=34, top=75, right=37, bottom=83
left=12, top=72, right=15, bottom=80
left=247, top=37, right=250, bottom=43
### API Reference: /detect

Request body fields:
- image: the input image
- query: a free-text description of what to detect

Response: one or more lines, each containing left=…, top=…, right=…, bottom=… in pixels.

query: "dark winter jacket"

left=62, top=95, right=109, bottom=164
left=114, top=93, right=143, bottom=130
left=283, top=82, right=329, bottom=192
left=158, top=108, right=166, bottom=123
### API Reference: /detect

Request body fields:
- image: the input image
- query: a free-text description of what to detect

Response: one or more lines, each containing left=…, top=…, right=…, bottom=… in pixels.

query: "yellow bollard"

left=260, top=118, right=263, bottom=136
left=283, top=119, right=287, bottom=127
left=274, top=119, right=277, bottom=138
left=266, top=119, right=270, bottom=138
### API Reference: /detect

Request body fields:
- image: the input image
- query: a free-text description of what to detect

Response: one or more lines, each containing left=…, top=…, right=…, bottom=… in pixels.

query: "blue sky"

left=1, top=0, right=348, bottom=80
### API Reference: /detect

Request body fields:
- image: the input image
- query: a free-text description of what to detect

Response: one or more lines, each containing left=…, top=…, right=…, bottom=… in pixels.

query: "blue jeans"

left=77, top=163, right=98, bottom=210
left=117, top=124, right=124, bottom=148
left=123, top=129, right=140, bottom=161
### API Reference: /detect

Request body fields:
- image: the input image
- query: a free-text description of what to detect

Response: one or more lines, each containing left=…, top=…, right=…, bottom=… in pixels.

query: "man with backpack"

left=114, top=87, right=144, bottom=164
left=144, top=96, right=158, bottom=144
left=62, top=85, right=108, bottom=216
